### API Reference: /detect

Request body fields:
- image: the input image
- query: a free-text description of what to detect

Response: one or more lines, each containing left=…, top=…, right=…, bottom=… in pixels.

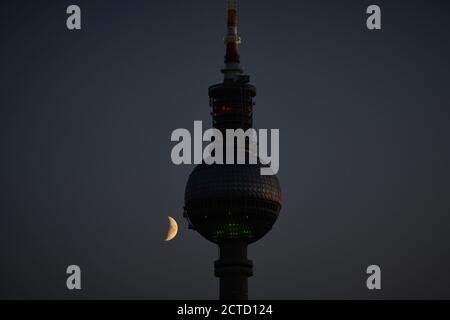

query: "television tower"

left=184, top=0, right=282, bottom=300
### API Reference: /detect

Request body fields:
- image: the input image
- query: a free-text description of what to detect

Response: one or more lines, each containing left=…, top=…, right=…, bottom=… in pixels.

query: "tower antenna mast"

left=223, top=0, right=243, bottom=80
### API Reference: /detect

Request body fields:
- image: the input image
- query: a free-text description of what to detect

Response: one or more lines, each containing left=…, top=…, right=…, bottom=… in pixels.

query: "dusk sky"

left=1, top=0, right=449, bottom=299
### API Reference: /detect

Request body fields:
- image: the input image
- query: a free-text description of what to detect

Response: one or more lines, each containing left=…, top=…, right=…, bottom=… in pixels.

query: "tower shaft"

left=215, top=241, right=253, bottom=300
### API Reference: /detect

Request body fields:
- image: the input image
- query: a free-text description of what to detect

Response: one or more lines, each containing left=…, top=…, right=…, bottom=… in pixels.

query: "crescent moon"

left=165, top=216, right=178, bottom=242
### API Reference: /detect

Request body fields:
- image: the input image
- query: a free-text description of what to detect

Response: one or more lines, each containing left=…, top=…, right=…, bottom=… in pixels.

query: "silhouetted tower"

left=184, top=0, right=282, bottom=300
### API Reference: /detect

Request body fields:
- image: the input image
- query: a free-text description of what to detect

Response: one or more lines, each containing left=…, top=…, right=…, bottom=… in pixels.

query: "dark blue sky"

left=1, top=0, right=450, bottom=299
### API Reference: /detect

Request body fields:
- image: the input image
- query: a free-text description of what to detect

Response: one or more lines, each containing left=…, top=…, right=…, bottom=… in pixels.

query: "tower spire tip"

left=223, top=0, right=243, bottom=79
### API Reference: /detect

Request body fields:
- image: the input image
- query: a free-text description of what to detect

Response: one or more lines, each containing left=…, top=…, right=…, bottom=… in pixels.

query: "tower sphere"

left=184, top=162, right=282, bottom=244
